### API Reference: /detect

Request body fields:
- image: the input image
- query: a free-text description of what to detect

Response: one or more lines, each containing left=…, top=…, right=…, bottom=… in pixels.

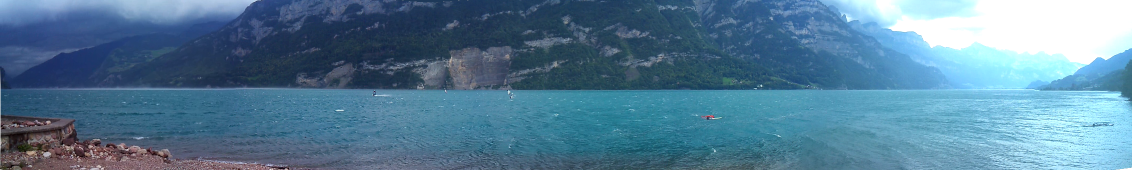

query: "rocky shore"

left=2, top=139, right=291, bottom=170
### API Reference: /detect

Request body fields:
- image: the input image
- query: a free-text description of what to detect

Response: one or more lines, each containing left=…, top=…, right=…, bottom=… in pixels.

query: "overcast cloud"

left=0, top=0, right=255, bottom=77
left=0, top=0, right=255, bottom=26
left=823, top=0, right=1132, bottom=64
left=821, top=0, right=979, bottom=27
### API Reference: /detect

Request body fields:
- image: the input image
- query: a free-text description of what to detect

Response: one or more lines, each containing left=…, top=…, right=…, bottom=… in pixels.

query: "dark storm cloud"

left=0, top=0, right=255, bottom=26
left=820, top=0, right=979, bottom=27
left=0, top=0, right=255, bottom=77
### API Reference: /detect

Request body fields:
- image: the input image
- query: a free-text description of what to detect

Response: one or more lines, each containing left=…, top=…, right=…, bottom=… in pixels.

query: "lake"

left=2, top=89, right=1130, bottom=169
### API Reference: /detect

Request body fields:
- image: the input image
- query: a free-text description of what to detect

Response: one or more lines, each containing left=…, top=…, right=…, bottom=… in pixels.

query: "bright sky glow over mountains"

left=821, top=0, right=1132, bottom=64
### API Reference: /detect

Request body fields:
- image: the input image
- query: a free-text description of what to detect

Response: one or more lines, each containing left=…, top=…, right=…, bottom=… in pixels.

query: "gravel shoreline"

left=2, top=139, right=294, bottom=170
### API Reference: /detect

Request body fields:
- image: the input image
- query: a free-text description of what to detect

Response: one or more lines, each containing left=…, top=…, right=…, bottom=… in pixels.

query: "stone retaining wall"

left=1, top=115, right=76, bottom=151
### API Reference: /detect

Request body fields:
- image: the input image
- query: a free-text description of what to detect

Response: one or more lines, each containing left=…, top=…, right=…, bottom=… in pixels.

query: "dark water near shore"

left=3, top=89, right=1130, bottom=169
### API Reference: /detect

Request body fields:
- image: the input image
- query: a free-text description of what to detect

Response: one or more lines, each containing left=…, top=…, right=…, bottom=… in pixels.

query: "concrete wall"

left=1, top=115, right=76, bottom=151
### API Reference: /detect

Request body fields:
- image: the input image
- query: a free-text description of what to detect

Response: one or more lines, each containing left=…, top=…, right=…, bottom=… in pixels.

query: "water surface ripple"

left=2, top=90, right=1129, bottom=169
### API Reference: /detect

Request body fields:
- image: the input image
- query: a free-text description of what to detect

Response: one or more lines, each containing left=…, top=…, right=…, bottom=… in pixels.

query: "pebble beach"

left=1, top=139, right=292, bottom=170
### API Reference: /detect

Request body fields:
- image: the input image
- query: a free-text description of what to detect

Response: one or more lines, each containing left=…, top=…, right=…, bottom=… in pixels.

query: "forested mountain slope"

left=11, top=22, right=225, bottom=88
left=41, top=0, right=948, bottom=89
left=1041, top=48, right=1132, bottom=91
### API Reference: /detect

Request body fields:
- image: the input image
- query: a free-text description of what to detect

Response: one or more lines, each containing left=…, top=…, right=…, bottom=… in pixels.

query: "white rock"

left=159, top=149, right=171, bottom=158
left=43, top=152, right=51, bottom=158
left=128, top=146, right=141, bottom=153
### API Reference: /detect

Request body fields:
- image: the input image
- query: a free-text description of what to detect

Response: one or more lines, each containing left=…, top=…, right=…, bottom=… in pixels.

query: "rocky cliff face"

left=414, top=61, right=449, bottom=89
left=108, top=0, right=948, bottom=90
left=447, top=47, right=513, bottom=90
left=296, top=62, right=355, bottom=88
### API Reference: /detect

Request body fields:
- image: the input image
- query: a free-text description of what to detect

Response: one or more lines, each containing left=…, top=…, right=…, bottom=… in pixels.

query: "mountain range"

left=847, top=21, right=1083, bottom=89
left=10, top=0, right=954, bottom=90
left=1074, top=49, right=1132, bottom=76
left=1040, top=48, right=1132, bottom=90
left=11, top=22, right=225, bottom=88
left=0, top=10, right=232, bottom=77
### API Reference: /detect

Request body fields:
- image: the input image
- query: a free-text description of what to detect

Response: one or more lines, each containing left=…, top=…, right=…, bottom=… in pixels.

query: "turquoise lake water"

left=2, top=89, right=1130, bottom=169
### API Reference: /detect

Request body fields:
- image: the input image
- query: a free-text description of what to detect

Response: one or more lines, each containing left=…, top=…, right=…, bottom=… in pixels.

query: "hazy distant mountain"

left=1, top=66, right=9, bottom=89
left=1025, top=80, right=1048, bottom=89
left=11, top=22, right=225, bottom=88
left=1041, top=69, right=1123, bottom=91
left=60, top=0, right=944, bottom=90
left=849, top=21, right=1082, bottom=89
left=0, top=10, right=232, bottom=77
left=1041, top=48, right=1132, bottom=91
left=1074, top=49, right=1132, bottom=76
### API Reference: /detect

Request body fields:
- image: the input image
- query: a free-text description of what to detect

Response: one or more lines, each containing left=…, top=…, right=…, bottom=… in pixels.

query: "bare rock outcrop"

left=447, top=47, right=512, bottom=90
left=603, top=23, right=651, bottom=39
left=524, top=37, right=573, bottom=49
left=325, top=63, right=356, bottom=88
left=507, top=60, right=566, bottom=84
left=295, top=73, right=323, bottom=87
left=414, top=61, right=449, bottom=88
left=295, top=63, right=355, bottom=88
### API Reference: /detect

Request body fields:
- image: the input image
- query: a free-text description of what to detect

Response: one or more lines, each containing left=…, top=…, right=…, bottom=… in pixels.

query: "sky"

left=821, top=0, right=1132, bottom=64
left=0, top=0, right=256, bottom=76
left=0, top=0, right=255, bottom=26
